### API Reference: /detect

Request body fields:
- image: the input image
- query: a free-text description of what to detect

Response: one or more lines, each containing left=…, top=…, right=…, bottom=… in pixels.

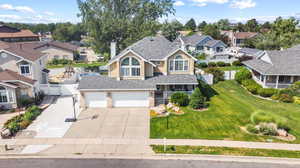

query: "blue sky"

left=0, top=0, right=299, bottom=24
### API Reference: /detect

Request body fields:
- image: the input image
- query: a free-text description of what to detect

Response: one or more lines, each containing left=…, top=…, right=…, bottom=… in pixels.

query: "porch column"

left=291, top=76, right=295, bottom=83
left=275, top=75, right=279, bottom=89
left=263, top=75, right=267, bottom=88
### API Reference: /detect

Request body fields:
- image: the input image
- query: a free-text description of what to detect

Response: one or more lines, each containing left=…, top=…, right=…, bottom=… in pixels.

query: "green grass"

left=152, top=145, right=300, bottom=158
left=47, top=62, right=107, bottom=69
left=204, top=66, right=244, bottom=72
left=150, top=80, right=300, bottom=143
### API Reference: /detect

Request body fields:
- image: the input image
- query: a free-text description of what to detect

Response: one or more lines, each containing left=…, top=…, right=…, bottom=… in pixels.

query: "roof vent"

left=150, top=37, right=154, bottom=41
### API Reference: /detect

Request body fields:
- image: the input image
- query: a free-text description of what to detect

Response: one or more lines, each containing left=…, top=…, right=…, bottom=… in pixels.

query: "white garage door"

left=112, top=92, right=149, bottom=107
left=85, top=92, right=107, bottom=108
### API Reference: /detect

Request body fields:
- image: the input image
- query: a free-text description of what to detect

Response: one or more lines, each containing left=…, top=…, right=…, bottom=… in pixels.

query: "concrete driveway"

left=64, top=108, right=149, bottom=139
left=26, top=96, right=80, bottom=138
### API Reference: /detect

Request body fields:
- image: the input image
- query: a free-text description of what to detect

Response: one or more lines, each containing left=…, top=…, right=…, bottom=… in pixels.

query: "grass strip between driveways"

left=151, top=145, right=300, bottom=158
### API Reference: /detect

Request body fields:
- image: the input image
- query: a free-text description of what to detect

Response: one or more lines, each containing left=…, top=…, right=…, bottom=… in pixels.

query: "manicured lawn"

left=204, top=66, right=244, bottom=72
left=152, top=145, right=300, bottom=158
left=47, top=62, right=106, bottom=69
left=150, top=80, right=300, bottom=143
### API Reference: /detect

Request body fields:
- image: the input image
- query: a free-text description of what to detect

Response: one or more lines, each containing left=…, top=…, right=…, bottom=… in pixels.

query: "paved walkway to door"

left=64, top=108, right=149, bottom=139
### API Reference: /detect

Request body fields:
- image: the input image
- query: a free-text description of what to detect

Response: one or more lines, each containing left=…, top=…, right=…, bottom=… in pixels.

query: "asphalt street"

left=0, top=158, right=298, bottom=168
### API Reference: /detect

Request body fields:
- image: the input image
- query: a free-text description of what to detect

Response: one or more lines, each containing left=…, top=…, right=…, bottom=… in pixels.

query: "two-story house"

left=178, top=34, right=227, bottom=56
left=78, top=36, right=198, bottom=108
left=0, top=42, right=48, bottom=109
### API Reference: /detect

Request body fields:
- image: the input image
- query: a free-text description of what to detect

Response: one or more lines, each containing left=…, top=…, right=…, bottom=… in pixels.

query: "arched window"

left=169, top=55, right=189, bottom=72
left=0, top=86, right=8, bottom=103
left=121, top=57, right=141, bottom=76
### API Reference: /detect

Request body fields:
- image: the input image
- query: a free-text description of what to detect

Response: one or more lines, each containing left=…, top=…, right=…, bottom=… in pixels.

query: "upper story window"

left=121, top=57, right=140, bottom=77
left=20, top=64, right=31, bottom=76
left=0, top=86, right=8, bottom=103
left=169, top=55, right=188, bottom=72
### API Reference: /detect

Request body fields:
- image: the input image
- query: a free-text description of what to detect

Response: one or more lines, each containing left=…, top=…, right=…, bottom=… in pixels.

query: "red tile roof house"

left=0, top=42, right=48, bottom=109
left=0, top=25, right=39, bottom=42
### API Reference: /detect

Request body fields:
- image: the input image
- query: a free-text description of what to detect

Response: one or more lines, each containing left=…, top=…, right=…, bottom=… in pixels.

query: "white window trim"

left=120, top=57, right=141, bottom=77
left=19, top=64, right=31, bottom=76
left=169, top=57, right=189, bottom=72
left=0, top=87, right=9, bottom=104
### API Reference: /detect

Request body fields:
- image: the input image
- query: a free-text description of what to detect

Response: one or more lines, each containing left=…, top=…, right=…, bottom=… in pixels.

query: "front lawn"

left=150, top=80, right=300, bottom=143
left=47, top=61, right=106, bottom=69
left=152, top=145, right=300, bottom=158
left=203, top=66, right=244, bottom=72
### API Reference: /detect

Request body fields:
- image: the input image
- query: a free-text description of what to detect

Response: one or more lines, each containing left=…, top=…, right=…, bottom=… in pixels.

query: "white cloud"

left=44, top=11, right=55, bottom=16
left=174, top=1, right=185, bottom=6
left=0, top=4, right=35, bottom=13
left=190, top=0, right=228, bottom=7
left=0, top=14, right=22, bottom=20
left=230, top=0, right=256, bottom=9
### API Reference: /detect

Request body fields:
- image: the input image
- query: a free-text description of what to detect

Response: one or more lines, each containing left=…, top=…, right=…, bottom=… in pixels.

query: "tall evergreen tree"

left=185, top=18, right=197, bottom=31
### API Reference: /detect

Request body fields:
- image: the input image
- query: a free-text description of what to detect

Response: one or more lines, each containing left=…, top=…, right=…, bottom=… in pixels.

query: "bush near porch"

left=150, top=80, right=300, bottom=143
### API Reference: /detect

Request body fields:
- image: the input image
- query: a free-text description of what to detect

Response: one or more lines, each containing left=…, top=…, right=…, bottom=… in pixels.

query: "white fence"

left=224, top=71, right=236, bottom=80
left=40, top=84, right=79, bottom=96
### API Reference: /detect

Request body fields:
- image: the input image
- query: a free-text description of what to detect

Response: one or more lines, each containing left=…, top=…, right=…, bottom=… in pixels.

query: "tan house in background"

left=78, top=36, right=198, bottom=108
left=0, top=25, right=39, bottom=42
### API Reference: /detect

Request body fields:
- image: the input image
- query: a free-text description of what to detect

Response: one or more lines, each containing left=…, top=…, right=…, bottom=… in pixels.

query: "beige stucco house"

left=78, top=36, right=198, bottom=108
left=0, top=42, right=48, bottom=109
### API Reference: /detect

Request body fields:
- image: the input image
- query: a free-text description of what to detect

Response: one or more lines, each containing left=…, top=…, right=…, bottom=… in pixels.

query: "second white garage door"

left=112, top=92, right=149, bottom=107
left=85, top=92, right=107, bottom=108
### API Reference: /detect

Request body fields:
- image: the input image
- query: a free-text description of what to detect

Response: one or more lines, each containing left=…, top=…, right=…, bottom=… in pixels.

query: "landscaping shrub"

left=3, top=105, right=41, bottom=136
left=196, top=53, right=207, bottom=60
left=259, top=123, right=278, bottom=136
left=241, top=79, right=262, bottom=94
left=208, top=62, right=217, bottom=67
left=225, top=63, right=231, bottom=66
left=250, top=110, right=290, bottom=132
left=278, top=94, right=294, bottom=103
left=257, top=88, right=278, bottom=97
left=197, top=62, right=208, bottom=68
left=18, top=98, right=35, bottom=108
left=235, top=69, right=252, bottom=83
left=246, top=124, right=259, bottom=134
left=189, top=88, right=206, bottom=109
left=170, top=92, right=190, bottom=106
left=204, top=67, right=225, bottom=83
left=49, top=58, right=73, bottom=65
left=232, top=60, right=243, bottom=66
left=294, top=97, right=300, bottom=105
left=216, top=61, right=226, bottom=67
left=198, top=80, right=217, bottom=100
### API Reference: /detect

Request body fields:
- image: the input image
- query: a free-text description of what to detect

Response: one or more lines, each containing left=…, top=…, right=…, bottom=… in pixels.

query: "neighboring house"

left=0, top=42, right=49, bottom=109
left=179, top=34, right=227, bottom=56
left=227, top=47, right=264, bottom=58
left=17, top=41, right=79, bottom=62
left=231, top=32, right=258, bottom=47
left=78, top=47, right=99, bottom=62
left=78, top=36, right=198, bottom=108
left=0, top=25, right=39, bottom=42
left=243, top=50, right=300, bottom=89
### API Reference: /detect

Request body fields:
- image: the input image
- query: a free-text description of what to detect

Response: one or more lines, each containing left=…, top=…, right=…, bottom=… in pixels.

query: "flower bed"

left=1, top=106, right=41, bottom=138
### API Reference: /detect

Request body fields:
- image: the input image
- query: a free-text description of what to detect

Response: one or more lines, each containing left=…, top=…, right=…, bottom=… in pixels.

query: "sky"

left=0, top=0, right=299, bottom=24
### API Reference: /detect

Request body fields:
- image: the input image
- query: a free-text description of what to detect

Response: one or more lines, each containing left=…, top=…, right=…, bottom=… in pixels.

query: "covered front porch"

left=155, top=84, right=196, bottom=105
left=253, top=70, right=300, bottom=89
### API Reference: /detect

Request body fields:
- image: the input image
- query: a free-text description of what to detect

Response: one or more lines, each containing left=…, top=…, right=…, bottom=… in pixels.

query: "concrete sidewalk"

left=2, top=138, right=300, bottom=151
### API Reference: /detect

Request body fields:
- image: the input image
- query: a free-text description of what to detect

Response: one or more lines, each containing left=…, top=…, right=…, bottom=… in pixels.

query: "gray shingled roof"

left=109, top=36, right=180, bottom=63
left=181, top=34, right=211, bottom=47
left=78, top=74, right=198, bottom=90
left=243, top=50, right=300, bottom=75
left=204, top=40, right=224, bottom=48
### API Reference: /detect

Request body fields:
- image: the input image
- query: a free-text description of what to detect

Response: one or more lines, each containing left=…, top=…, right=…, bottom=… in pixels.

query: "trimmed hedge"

left=197, top=62, right=208, bottom=68
left=241, top=79, right=262, bottom=94
left=216, top=61, right=226, bottom=67
left=232, top=60, right=243, bottom=66
left=257, top=88, right=278, bottom=98
left=235, top=69, right=252, bottom=83
left=208, top=62, right=217, bottom=67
